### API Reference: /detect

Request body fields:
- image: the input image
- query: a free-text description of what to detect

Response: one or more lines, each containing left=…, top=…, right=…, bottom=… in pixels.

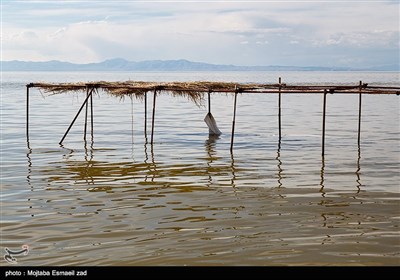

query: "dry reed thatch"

left=29, top=81, right=270, bottom=106
left=28, top=81, right=400, bottom=104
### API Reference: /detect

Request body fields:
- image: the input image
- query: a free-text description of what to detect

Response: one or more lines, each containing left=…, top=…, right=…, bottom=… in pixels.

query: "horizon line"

left=2, top=58, right=399, bottom=71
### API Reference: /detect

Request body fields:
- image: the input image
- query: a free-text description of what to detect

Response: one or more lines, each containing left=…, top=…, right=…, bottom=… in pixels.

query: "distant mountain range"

left=1, top=58, right=398, bottom=71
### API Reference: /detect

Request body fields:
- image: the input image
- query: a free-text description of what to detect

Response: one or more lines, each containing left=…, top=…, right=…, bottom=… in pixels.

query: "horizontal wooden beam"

left=26, top=81, right=400, bottom=96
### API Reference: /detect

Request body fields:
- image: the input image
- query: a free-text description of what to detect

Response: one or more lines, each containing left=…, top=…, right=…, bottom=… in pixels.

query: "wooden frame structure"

left=26, top=79, right=400, bottom=155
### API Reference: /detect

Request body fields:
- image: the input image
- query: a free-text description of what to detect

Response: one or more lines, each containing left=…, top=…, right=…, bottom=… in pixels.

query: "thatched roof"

left=27, top=81, right=400, bottom=105
left=28, top=81, right=269, bottom=94
left=28, top=81, right=275, bottom=105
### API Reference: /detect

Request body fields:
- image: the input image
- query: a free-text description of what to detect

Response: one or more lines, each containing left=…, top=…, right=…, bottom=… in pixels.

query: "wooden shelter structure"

left=26, top=79, right=400, bottom=155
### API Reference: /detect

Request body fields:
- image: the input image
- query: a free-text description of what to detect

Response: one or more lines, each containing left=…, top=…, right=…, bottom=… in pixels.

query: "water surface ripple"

left=1, top=71, right=399, bottom=265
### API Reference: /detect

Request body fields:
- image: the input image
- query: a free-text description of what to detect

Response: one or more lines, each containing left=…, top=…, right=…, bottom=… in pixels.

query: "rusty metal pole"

left=90, top=89, right=94, bottom=135
left=278, top=77, right=282, bottom=143
left=322, top=89, right=327, bottom=157
left=26, top=85, right=30, bottom=141
left=208, top=90, right=211, bottom=114
left=59, top=88, right=93, bottom=145
left=84, top=88, right=89, bottom=141
left=144, top=92, right=147, bottom=136
left=150, top=89, right=157, bottom=145
left=358, top=81, right=362, bottom=146
left=230, top=87, right=239, bottom=153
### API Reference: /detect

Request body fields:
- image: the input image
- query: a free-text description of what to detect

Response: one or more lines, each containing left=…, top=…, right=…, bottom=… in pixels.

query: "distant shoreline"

left=2, top=58, right=399, bottom=72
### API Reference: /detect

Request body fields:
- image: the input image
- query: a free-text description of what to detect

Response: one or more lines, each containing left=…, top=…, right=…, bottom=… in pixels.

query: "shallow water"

left=1, top=71, right=399, bottom=265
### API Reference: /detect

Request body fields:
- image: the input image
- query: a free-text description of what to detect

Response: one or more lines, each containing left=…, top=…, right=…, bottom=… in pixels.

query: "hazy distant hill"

left=2, top=58, right=398, bottom=71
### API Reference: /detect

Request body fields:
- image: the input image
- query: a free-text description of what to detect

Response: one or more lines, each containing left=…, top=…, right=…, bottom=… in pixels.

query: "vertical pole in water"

left=131, top=95, right=134, bottom=158
left=150, top=89, right=157, bottom=145
left=230, top=87, right=239, bottom=153
left=278, top=77, right=282, bottom=143
left=131, top=96, right=134, bottom=139
left=144, top=92, right=147, bottom=136
left=90, top=89, right=94, bottom=135
left=208, top=90, right=211, bottom=114
left=84, top=88, right=89, bottom=141
left=26, top=85, right=30, bottom=141
left=358, top=81, right=362, bottom=147
left=322, top=89, right=327, bottom=157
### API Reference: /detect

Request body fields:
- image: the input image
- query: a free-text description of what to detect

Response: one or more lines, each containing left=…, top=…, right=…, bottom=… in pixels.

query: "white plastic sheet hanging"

left=204, top=112, right=222, bottom=135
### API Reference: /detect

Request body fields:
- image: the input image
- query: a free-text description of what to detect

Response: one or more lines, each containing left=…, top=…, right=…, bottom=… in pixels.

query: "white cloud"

left=2, top=1, right=399, bottom=67
left=317, top=30, right=399, bottom=48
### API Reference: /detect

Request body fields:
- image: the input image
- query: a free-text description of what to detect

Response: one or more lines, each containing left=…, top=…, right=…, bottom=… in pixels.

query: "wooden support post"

left=230, top=87, right=239, bottom=153
left=322, top=89, right=327, bottom=157
left=130, top=95, right=134, bottom=148
left=208, top=90, right=211, bottom=114
left=90, top=89, right=94, bottom=135
left=59, top=88, right=94, bottom=145
left=26, top=85, right=30, bottom=141
left=358, top=81, right=362, bottom=146
left=84, top=88, right=88, bottom=141
left=144, top=92, right=147, bottom=135
left=278, top=77, right=282, bottom=143
left=150, top=89, right=157, bottom=145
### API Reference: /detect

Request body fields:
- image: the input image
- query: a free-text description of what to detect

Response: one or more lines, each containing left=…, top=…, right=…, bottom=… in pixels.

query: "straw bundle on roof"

left=28, top=80, right=400, bottom=103
left=29, top=81, right=269, bottom=106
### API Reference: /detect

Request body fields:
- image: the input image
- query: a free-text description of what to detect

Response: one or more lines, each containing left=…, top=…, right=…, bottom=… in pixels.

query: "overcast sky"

left=2, top=0, right=399, bottom=67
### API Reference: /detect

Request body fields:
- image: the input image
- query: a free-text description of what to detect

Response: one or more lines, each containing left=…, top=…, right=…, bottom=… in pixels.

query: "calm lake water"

left=1, top=71, right=399, bottom=266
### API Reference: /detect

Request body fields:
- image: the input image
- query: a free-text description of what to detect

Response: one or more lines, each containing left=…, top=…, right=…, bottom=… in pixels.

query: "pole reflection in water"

left=356, top=147, right=362, bottom=194
left=83, top=133, right=95, bottom=185
left=230, top=152, right=237, bottom=194
left=276, top=141, right=283, bottom=188
left=150, top=143, right=156, bottom=183
left=59, top=144, right=74, bottom=161
left=321, top=214, right=327, bottom=228
left=26, top=140, right=34, bottom=217
left=83, top=134, right=94, bottom=162
left=26, top=140, right=32, bottom=191
left=144, top=136, right=149, bottom=182
left=319, top=156, right=326, bottom=197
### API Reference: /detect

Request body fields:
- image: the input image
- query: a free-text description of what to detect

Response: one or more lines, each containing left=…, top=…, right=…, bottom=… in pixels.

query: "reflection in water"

left=8, top=72, right=400, bottom=266
left=319, top=156, right=326, bottom=197
left=144, top=137, right=149, bottom=182
left=230, top=153, right=237, bottom=191
left=321, top=235, right=332, bottom=245
left=83, top=135, right=94, bottom=163
left=141, top=131, right=156, bottom=183
left=59, top=143, right=75, bottom=161
left=26, top=140, right=34, bottom=217
left=150, top=143, right=156, bottom=182
left=321, top=214, right=327, bottom=228
left=276, top=141, right=283, bottom=188
left=356, top=147, right=362, bottom=193
left=205, top=135, right=219, bottom=160
left=205, top=134, right=219, bottom=186
left=83, top=134, right=94, bottom=185
left=26, top=140, right=32, bottom=191
left=20, top=131, right=398, bottom=265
